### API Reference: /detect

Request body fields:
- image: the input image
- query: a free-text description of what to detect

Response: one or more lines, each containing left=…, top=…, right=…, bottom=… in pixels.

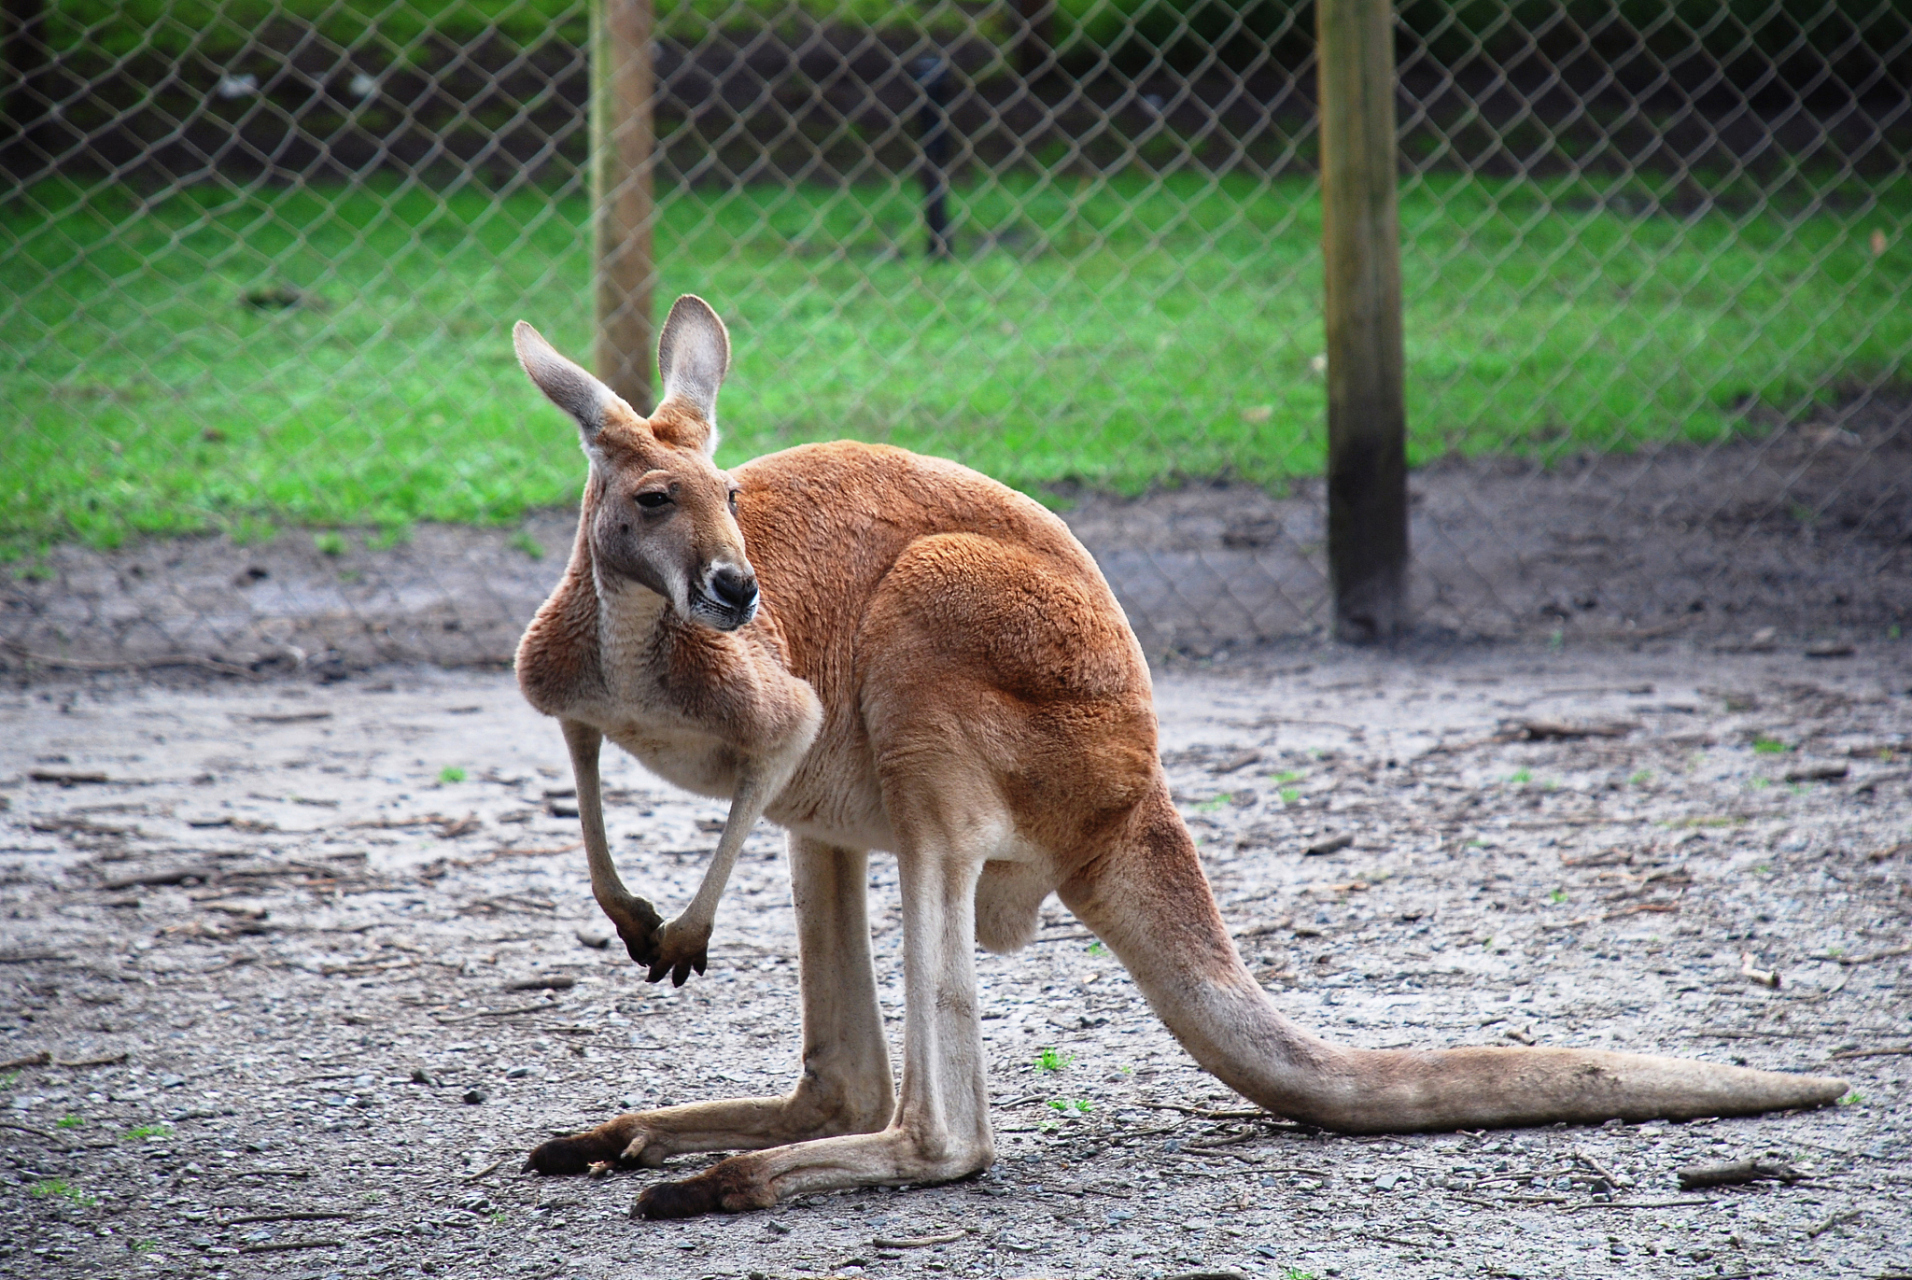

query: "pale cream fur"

left=508, top=296, right=1847, bottom=1219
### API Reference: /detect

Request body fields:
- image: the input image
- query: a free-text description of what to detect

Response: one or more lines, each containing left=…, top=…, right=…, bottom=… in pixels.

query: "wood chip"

left=1304, top=833, right=1354, bottom=856
left=1676, top=1158, right=1802, bottom=1189
left=0, top=1050, right=51, bottom=1070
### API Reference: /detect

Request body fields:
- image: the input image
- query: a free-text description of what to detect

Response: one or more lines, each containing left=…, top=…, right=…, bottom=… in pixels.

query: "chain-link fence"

left=4, top=1, right=1909, bottom=674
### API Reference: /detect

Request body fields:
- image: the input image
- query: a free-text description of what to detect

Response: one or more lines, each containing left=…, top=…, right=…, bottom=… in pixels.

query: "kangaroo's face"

left=586, top=419, right=757, bottom=631
left=514, top=297, right=756, bottom=632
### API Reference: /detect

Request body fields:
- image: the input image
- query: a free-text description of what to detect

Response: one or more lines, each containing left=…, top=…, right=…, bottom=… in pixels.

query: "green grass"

left=4, top=170, right=1908, bottom=552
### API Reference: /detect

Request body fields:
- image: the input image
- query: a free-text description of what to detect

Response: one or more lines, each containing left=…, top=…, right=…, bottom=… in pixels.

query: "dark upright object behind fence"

left=592, top=0, right=656, bottom=412
left=913, top=55, right=952, bottom=260
left=1319, top=0, right=1409, bottom=642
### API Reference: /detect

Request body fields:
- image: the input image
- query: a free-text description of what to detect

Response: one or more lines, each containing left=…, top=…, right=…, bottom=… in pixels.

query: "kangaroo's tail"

left=1056, top=784, right=1846, bottom=1132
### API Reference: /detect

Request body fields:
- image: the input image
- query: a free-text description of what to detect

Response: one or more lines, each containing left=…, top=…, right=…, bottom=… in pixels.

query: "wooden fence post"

left=1318, top=0, right=1408, bottom=641
left=591, top=0, right=656, bottom=412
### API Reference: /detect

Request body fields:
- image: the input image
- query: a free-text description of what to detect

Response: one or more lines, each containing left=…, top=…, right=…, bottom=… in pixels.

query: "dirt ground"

left=6, top=404, right=1909, bottom=679
left=2, top=639, right=1908, bottom=1280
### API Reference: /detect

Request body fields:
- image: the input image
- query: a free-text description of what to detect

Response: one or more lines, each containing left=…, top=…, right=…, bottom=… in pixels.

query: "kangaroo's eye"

left=727, top=490, right=740, bottom=512
left=634, top=491, right=670, bottom=510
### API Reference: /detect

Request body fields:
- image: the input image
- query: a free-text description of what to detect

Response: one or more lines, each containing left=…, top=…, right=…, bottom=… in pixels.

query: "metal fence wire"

left=3, top=1, right=1910, bottom=673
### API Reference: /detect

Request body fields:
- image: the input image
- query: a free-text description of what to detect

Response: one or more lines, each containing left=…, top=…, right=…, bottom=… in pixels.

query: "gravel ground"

left=2, top=642, right=1909, bottom=1280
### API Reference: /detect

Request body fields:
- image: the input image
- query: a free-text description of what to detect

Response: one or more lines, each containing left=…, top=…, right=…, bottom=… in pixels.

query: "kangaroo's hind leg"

left=525, top=837, right=894, bottom=1173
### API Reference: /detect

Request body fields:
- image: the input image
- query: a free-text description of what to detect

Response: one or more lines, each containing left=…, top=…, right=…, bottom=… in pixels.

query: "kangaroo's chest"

left=600, top=718, right=740, bottom=802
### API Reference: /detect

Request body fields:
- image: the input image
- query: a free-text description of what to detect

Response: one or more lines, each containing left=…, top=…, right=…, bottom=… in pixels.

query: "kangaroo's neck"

left=593, top=566, right=672, bottom=668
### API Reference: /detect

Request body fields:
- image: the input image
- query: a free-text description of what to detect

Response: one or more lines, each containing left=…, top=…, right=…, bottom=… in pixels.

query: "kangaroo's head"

left=513, top=296, right=759, bottom=632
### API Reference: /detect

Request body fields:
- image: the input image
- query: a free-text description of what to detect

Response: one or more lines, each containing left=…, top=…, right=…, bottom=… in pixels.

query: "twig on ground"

left=224, top=1212, right=356, bottom=1226
left=1604, top=902, right=1680, bottom=920
left=872, top=1231, right=967, bottom=1248
left=1739, top=953, right=1782, bottom=989
left=4, top=643, right=261, bottom=681
left=454, top=842, right=580, bottom=869
left=463, top=1158, right=509, bottom=1182
left=1829, top=1045, right=1912, bottom=1060
left=1501, top=720, right=1636, bottom=742
left=1561, top=1198, right=1716, bottom=1212
left=1676, top=1158, right=1803, bottom=1190
left=1143, top=1101, right=1269, bottom=1120
left=0, top=952, right=72, bottom=964
left=434, top=1003, right=559, bottom=1024
left=238, top=1239, right=342, bottom=1254
left=1808, top=1209, right=1861, bottom=1238
left=0, top=1119, right=66, bottom=1141
left=1818, top=944, right=1912, bottom=966
left=99, top=865, right=220, bottom=890
left=0, top=1050, right=51, bottom=1070
left=54, top=1051, right=129, bottom=1068
left=1573, top=1149, right=1623, bottom=1191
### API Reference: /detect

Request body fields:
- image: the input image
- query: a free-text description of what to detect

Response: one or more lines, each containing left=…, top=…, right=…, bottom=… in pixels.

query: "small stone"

left=1373, top=1171, right=1400, bottom=1191
left=462, top=1088, right=488, bottom=1105
left=505, top=1066, right=530, bottom=1079
left=411, top=1068, right=437, bottom=1087
left=575, top=928, right=612, bottom=950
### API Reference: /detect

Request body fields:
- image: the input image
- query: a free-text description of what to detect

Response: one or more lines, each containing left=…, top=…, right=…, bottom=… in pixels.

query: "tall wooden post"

left=591, top=0, right=656, bottom=412
left=1318, top=0, right=1408, bottom=642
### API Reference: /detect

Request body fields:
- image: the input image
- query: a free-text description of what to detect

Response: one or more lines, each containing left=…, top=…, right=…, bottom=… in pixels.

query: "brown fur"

left=509, top=297, right=1847, bottom=1215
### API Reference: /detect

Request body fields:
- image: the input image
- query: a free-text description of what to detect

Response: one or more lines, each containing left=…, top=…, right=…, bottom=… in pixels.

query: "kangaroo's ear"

left=653, top=294, right=730, bottom=455
left=513, top=320, right=628, bottom=441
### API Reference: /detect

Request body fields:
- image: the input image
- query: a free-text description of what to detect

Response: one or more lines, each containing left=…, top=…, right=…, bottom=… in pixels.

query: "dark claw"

left=671, top=960, right=691, bottom=987
left=646, top=960, right=668, bottom=984
left=692, top=951, right=707, bottom=977
left=615, top=897, right=665, bottom=968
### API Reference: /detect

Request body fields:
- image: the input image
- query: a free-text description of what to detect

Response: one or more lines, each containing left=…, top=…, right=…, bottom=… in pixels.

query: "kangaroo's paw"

left=524, top=1115, right=645, bottom=1175
left=645, top=917, right=712, bottom=987
left=633, top=1159, right=774, bottom=1219
left=605, top=896, right=666, bottom=969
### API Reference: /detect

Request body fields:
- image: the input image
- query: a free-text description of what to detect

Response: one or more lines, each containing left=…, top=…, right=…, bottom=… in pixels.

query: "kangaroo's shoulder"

left=516, top=530, right=605, bottom=717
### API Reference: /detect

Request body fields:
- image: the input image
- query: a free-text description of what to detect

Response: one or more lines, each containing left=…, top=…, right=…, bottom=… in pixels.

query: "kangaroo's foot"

left=632, top=1126, right=991, bottom=1219
left=524, top=1113, right=650, bottom=1175
left=644, top=915, right=712, bottom=987
left=525, top=1082, right=896, bottom=1178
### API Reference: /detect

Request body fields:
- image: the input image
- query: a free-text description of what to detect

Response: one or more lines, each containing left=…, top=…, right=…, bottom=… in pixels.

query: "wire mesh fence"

left=4, top=0, right=1910, bottom=675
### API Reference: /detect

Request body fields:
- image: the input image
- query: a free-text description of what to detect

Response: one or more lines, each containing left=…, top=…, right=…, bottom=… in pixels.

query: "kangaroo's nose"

left=708, top=565, right=758, bottom=614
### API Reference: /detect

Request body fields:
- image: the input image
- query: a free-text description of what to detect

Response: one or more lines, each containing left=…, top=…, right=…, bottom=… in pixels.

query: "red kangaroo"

left=508, top=295, right=1846, bottom=1218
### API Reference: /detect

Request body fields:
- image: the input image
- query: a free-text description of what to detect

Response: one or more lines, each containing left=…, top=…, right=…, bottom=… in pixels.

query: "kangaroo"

left=509, top=296, right=1846, bottom=1219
